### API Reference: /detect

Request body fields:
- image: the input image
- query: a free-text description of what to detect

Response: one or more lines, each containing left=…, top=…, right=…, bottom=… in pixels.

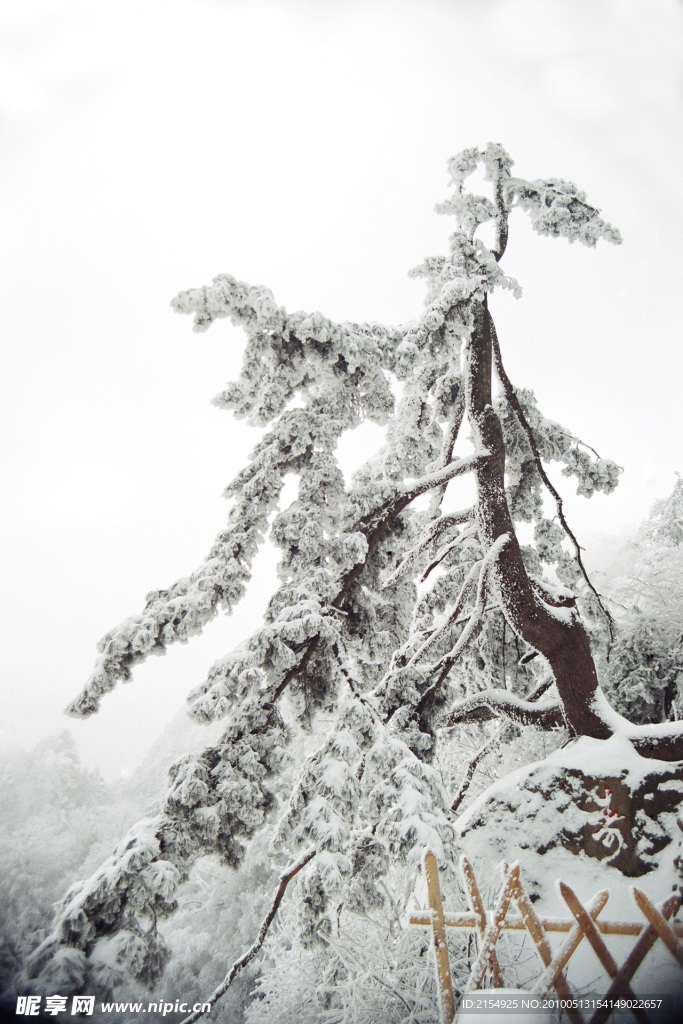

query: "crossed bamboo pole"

left=410, top=850, right=683, bottom=1024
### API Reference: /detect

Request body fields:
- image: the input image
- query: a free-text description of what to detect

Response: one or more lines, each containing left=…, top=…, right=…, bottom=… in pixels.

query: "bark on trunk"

left=465, top=302, right=612, bottom=740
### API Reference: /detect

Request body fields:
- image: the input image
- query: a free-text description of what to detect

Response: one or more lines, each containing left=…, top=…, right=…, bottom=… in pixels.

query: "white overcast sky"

left=1, top=0, right=682, bottom=779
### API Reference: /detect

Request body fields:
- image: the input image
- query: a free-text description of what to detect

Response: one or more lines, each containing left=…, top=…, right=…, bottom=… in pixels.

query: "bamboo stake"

left=461, top=856, right=504, bottom=987
left=466, top=862, right=519, bottom=993
left=631, top=888, right=683, bottom=969
left=591, top=894, right=680, bottom=1024
left=559, top=882, right=651, bottom=1024
left=533, top=890, right=609, bottom=998
left=423, top=848, right=456, bottom=1024
left=510, top=874, right=585, bottom=1024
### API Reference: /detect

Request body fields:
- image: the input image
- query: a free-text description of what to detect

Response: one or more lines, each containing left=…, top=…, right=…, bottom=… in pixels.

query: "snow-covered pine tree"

left=0, top=734, right=135, bottom=1005
left=23, top=143, right=683, bottom=1005
left=602, top=476, right=683, bottom=724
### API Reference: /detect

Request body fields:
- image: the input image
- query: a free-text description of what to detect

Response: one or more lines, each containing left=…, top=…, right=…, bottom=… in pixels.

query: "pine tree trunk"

left=465, top=303, right=611, bottom=740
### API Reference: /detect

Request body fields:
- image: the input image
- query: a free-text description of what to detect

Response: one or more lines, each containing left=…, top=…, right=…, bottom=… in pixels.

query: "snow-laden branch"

left=446, top=689, right=564, bottom=729
left=411, top=533, right=510, bottom=670
left=505, top=176, right=622, bottom=248
left=439, top=573, right=489, bottom=666
left=421, top=522, right=478, bottom=583
left=382, top=507, right=474, bottom=590
left=336, top=642, right=384, bottom=727
left=410, top=536, right=512, bottom=720
left=430, top=387, right=467, bottom=508
left=407, top=560, right=482, bottom=670
left=172, top=274, right=407, bottom=347
left=586, top=690, right=683, bottom=761
left=400, top=450, right=489, bottom=498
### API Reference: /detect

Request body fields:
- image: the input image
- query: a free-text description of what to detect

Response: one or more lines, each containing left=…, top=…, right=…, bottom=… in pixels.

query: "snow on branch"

left=434, top=142, right=620, bottom=261
left=446, top=689, right=564, bottom=729
left=400, top=450, right=489, bottom=498
left=489, top=306, right=615, bottom=637
left=431, top=387, right=467, bottom=506
left=507, top=177, right=622, bottom=248
left=450, top=739, right=495, bottom=813
left=421, top=522, right=479, bottom=584
left=382, top=507, right=474, bottom=590
left=407, top=559, right=482, bottom=670
left=410, top=534, right=511, bottom=712
left=414, top=546, right=506, bottom=717
left=172, top=274, right=402, bottom=427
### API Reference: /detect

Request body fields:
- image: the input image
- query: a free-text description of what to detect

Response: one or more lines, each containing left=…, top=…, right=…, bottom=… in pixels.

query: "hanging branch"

left=179, top=848, right=317, bottom=1024
left=487, top=307, right=614, bottom=640
left=383, top=507, right=474, bottom=590
left=407, top=559, right=483, bottom=670
left=421, top=523, right=478, bottom=583
left=414, top=537, right=510, bottom=717
left=431, top=386, right=467, bottom=508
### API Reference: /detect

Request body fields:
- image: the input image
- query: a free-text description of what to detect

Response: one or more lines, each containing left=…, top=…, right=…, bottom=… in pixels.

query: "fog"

left=1, top=0, right=682, bottom=779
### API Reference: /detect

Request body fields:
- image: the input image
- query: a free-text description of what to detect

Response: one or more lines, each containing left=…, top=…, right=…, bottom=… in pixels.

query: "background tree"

left=600, top=476, right=683, bottom=725
left=0, top=735, right=134, bottom=1002
left=22, top=144, right=683, bottom=1007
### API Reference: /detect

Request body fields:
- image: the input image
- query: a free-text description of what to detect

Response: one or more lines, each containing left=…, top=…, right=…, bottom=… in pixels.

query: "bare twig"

left=451, top=739, right=495, bottom=813
left=180, top=848, right=316, bottom=1024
